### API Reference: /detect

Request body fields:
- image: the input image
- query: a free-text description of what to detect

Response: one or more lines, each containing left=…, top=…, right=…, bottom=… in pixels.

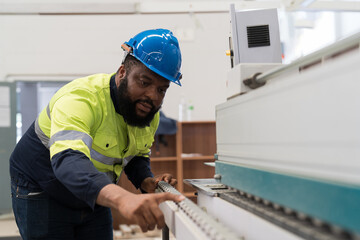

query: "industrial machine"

left=158, top=31, right=360, bottom=240
left=157, top=7, right=360, bottom=240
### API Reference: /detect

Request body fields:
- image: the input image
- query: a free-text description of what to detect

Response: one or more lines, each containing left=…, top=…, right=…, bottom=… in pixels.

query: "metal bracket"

left=243, top=72, right=266, bottom=89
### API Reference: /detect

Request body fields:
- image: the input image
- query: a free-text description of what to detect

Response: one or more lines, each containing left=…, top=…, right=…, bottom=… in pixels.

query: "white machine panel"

left=217, top=51, right=360, bottom=186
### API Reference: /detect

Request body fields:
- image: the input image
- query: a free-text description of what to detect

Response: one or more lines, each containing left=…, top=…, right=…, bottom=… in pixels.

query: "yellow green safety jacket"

left=10, top=73, right=159, bottom=209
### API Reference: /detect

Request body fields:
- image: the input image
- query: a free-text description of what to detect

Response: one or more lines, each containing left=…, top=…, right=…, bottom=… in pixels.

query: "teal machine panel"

left=215, top=161, right=360, bottom=235
left=0, top=82, right=16, bottom=214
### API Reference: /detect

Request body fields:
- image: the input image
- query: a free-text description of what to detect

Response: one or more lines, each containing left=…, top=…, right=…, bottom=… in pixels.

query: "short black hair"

left=122, top=54, right=142, bottom=74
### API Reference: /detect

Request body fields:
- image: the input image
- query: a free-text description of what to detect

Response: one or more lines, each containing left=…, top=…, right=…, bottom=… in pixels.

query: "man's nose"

left=145, top=86, right=159, bottom=102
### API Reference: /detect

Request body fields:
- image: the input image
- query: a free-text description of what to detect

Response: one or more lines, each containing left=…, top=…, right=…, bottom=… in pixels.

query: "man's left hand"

left=141, top=174, right=177, bottom=193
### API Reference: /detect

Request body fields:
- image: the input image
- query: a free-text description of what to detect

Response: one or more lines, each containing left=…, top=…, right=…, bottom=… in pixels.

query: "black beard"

left=117, top=77, right=160, bottom=128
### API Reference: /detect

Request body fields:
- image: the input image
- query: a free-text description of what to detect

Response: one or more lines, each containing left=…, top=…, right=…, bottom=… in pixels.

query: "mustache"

left=136, top=99, right=155, bottom=110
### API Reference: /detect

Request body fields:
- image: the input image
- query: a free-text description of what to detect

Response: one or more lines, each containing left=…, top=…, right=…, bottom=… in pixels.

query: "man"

left=10, top=28, right=184, bottom=240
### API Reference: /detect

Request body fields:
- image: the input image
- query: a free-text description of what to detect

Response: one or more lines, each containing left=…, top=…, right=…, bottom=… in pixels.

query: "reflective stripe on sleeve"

left=90, top=149, right=123, bottom=165
left=122, top=155, right=136, bottom=167
left=49, top=130, right=135, bottom=166
left=49, top=130, right=93, bottom=150
left=35, top=117, right=50, bottom=148
left=40, top=128, right=138, bottom=172
left=46, top=104, right=51, bottom=120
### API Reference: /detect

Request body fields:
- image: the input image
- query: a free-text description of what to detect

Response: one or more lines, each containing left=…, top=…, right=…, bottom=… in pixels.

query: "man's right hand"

left=96, top=184, right=184, bottom=232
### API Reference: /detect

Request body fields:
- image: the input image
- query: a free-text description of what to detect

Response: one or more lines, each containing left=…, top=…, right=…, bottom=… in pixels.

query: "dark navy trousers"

left=11, top=176, right=113, bottom=240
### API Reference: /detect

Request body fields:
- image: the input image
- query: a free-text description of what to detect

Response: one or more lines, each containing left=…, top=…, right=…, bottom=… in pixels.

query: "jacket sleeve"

left=51, top=149, right=112, bottom=209
left=124, top=156, right=154, bottom=190
left=49, top=91, right=111, bottom=209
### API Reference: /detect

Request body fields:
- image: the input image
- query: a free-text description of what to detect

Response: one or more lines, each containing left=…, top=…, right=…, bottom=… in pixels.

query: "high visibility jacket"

left=37, top=73, right=159, bottom=180
left=10, top=73, right=159, bottom=209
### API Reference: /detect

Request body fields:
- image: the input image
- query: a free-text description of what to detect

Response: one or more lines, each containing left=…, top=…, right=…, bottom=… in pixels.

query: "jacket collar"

left=110, top=74, right=121, bottom=114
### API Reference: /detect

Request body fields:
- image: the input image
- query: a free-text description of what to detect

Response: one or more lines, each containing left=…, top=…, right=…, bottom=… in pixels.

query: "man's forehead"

left=136, top=66, right=170, bottom=87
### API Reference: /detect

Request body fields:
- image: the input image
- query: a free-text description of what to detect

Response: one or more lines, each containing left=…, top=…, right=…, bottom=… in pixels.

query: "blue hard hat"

left=122, top=29, right=182, bottom=86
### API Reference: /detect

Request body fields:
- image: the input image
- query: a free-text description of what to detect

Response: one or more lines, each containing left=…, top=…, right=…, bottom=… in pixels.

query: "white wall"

left=0, top=13, right=231, bottom=121
left=1, top=9, right=359, bottom=121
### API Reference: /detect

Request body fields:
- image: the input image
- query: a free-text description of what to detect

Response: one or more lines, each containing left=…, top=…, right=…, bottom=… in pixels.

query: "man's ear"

left=118, top=65, right=126, bottom=79
left=115, top=65, right=126, bottom=87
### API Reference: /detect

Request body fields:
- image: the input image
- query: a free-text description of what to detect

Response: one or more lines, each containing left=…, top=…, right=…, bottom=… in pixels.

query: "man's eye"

left=140, top=80, right=149, bottom=86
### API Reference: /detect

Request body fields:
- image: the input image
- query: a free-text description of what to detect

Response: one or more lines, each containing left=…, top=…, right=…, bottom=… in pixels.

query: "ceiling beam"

left=137, top=1, right=282, bottom=14
left=0, top=3, right=136, bottom=15
left=0, top=1, right=359, bottom=15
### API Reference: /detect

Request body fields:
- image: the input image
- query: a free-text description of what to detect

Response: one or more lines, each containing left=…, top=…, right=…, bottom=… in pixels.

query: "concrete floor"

left=0, top=213, right=174, bottom=240
left=0, top=213, right=20, bottom=239
left=113, top=225, right=176, bottom=240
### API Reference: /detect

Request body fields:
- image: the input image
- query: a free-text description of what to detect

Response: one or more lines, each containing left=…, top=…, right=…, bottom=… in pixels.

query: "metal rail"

left=244, top=32, right=360, bottom=88
left=157, top=181, right=240, bottom=240
left=187, top=179, right=360, bottom=240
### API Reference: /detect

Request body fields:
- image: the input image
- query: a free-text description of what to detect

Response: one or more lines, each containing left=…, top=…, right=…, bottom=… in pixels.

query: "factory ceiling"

left=0, top=0, right=359, bottom=15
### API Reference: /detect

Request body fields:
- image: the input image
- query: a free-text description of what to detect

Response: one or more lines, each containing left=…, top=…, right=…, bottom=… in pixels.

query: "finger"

left=148, top=224, right=156, bottom=231
left=142, top=208, right=157, bottom=231
left=156, top=176, right=165, bottom=183
left=164, top=174, right=172, bottom=183
left=151, top=205, right=166, bottom=229
left=154, top=178, right=160, bottom=185
left=169, top=178, right=177, bottom=186
left=149, top=179, right=157, bottom=188
left=137, top=216, right=148, bottom=233
left=154, top=175, right=165, bottom=185
left=155, top=192, right=185, bottom=204
left=146, top=200, right=166, bottom=229
left=147, top=178, right=158, bottom=193
left=148, top=177, right=156, bottom=186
